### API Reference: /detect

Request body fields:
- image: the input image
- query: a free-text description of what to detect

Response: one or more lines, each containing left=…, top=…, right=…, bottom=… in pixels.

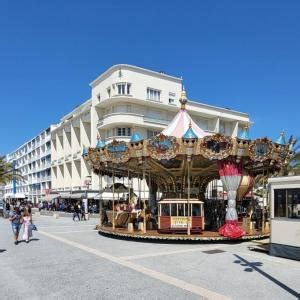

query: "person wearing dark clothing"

left=73, top=204, right=81, bottom=221
left=9, top=207, right=22, bottom=245
left=5, top=202, right=10, bottom=218
left=81, top=203, right=86, bottom=221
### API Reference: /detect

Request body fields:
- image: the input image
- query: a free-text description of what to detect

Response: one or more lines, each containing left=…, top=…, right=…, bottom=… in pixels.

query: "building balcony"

left=72, top=150, right=82, bottom=160
left=97, top=113, right=144, bottom=129
left=40, top=176, right=51, bottom=182
left=57, top=158, right=63, bottom=165
left=143, top=116, right=170, bottom=126
left=65, top=154, right=72, bottom=162
left=41, top=162, right=51, bottom=169
left=41, top=149, right=51, bottom=157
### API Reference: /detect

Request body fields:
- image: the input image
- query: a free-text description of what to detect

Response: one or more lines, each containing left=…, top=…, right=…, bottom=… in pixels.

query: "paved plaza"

left=0, top=216, right=299, bottom=300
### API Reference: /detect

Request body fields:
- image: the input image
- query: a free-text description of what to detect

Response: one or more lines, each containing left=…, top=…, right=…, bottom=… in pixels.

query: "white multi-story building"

left=51, top=64, right=250, bottom=195
left=51, top=99, right=92, bottom=195
left=4, top=127, right=52, bottom=203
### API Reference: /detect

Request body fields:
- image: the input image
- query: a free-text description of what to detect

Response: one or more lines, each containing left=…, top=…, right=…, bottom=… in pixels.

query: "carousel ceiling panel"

left=156, top=158, right=183, bottom=169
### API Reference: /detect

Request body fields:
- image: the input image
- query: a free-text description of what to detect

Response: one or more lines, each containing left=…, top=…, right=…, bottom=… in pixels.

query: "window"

left=168, top=92, right=176, bottom=105
left=97, top=93, right=101, bottom=101
left=147, top=88, right=161, bottom=101
left=219, top=121, right=226, bottom=134
left=107, top=87, right=111, bottom=98
left=116, top=127, right=131, bottom=136
left=197, top=118, right=209, bottom=131
left=147, top=130, right=160, bottom=138
left=171, top=204, right=177, bottom=216
left=274, top=188, right=300, bottom=219
left=116, top=83, right=131, bottom=95
left=161, top=203, right=170, bottom=216
left=192, top=204, right=201, bottom=216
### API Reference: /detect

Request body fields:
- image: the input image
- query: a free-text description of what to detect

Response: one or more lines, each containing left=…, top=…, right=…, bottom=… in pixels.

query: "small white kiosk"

left=269, top=176, right=300, bottom=260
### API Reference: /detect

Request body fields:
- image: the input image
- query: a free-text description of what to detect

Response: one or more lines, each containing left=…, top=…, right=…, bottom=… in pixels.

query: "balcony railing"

left=97, top=112, right=144, bottom=128
left=40, top=176, right=51, bottom=182
left=143, top=116, right=170, bottom=126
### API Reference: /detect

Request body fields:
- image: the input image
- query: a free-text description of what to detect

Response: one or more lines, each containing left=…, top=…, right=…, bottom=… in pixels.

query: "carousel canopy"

left=161, top=90, right=210, bottom=139
left=85, top=87, right=295, bottom=197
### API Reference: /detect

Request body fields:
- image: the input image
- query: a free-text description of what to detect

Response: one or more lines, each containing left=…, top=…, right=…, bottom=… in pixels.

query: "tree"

left=0, top=156, right=23, bottom=185
left=285, top=151, right=300, bottom=175
left=281, top=138, right=300, bottom=176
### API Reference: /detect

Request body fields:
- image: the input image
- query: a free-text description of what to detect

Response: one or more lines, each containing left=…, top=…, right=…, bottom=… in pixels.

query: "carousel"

left=83, top=89, right=296, bottom=241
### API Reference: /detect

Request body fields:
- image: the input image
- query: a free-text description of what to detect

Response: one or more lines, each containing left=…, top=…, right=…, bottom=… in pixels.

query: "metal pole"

left=262, top=167, right=265, bottom=232
left=128, top=169, right=130, bottom=204
left=99, top=171, right=102, bottom=227
left=187, top=160, right=191, bottom=235
left=143, top=165, right=146, bottom=233
left=148, top=170, right=151, bottom=212
left=112, top=168, right=115, bottom=230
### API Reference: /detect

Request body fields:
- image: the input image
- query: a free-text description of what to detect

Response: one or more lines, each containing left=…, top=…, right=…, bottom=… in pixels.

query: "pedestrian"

left=5, top=201, right=10, bottom=218
left=81, top=203, right=86, bottom=221
left=22, top=207, right=32, bottom=243
left=9, top=206, right=22, bottom=245
left=73, top=203, right=80, bottom=221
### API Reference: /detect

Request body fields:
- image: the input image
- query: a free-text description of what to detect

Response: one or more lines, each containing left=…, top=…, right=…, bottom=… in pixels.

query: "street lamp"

left=84, top=175, right=92, bottom=217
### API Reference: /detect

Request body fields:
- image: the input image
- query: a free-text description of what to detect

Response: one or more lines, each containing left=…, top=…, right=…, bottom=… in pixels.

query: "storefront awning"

left=5, top=193, right=26, bottom=199
left=69, top=192, right=99, bottom=200
left=43, top=193, right=60, bottom=202
left=59, top=192, right=71, bottom=199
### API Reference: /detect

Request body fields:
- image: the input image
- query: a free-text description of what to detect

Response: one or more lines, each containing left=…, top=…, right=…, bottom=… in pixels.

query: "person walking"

left=9, top=206, right=22, bottom=245
left=22, top=207, right=32, bottom=243
left=81, top=202, right=86, bottom=221
left=73, top=203, right=80, bottom=221
left=5, top=201, right=10, bottom=218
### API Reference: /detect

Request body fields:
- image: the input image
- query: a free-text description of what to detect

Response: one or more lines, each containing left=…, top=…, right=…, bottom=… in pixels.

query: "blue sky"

left=1, top=0, right=300, bottom=154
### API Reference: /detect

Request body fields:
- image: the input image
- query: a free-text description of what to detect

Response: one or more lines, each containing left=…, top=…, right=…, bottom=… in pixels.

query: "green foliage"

left=0, top=156, right=23, bottom=185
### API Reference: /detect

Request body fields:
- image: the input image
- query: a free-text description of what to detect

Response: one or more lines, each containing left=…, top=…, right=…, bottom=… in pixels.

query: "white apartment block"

left=51, top=64, right=250, bottom=195
left=51, top=100, right=92, bottom=194
left=4, top=127, right=52, bottom=203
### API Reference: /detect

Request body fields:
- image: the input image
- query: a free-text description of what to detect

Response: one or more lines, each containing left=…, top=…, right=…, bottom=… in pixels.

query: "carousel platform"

left=97, top=225, right=270, bottom=243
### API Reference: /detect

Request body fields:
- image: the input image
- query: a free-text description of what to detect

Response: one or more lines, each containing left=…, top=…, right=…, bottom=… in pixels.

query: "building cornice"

left=188, top=99, right=249, bottom=118
left=60, top=98, right=92, bottom=123
left=89, top=64, right=182, bottom=88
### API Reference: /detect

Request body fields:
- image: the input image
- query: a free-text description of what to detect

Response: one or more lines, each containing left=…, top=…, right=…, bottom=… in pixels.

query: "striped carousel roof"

left=161, top=89, right=210, bottom=139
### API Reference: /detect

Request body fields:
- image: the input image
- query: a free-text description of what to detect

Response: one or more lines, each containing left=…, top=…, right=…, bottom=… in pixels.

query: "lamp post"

left=186, top=147, right=193, bottom=236
left=99, top=171, right=103, bottom=227
left=84, top=175, right=91, bottom=218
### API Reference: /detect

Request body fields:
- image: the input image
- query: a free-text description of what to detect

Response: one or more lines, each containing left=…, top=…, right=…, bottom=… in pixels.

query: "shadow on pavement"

left=18, top=238, right=40, bottom=244
left=233, top=254, right=299, bottom=298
